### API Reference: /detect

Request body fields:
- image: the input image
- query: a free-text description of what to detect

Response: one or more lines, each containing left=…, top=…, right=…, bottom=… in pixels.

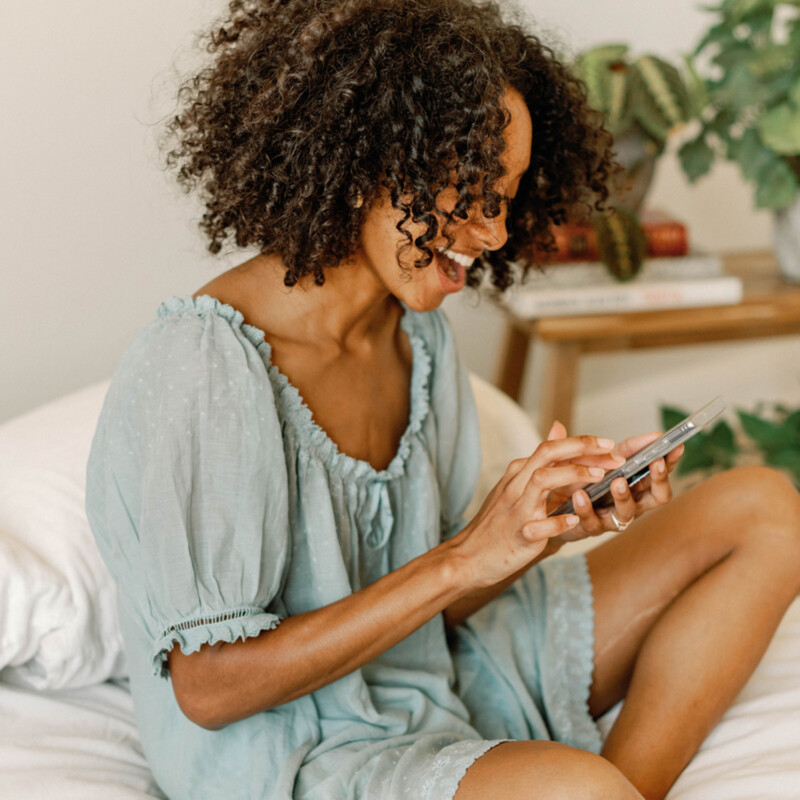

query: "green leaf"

left=784, top=409, right=800, bottom=433
left=661, top=406, right=689, bottom=430
left=694, top=21, right=737, bottom=56
left=630, top=66, right=672, bottom=142
left=581, top=44, right=630, bottom=63
left=676, top=437, right=717, bottom=475
left=709, top=420, right=738, bottom=453
left=682, top=54, right=711, bottom=115
left=790, top=79, right=800, bottom=109
left=729, top=0, right=781, bottom=24
left=766, top=447, right=800, bottom=483
left=733, top=127, right=774, bottom=180
left=747, top=45, right=794, bottom=79
left=755, top=157, right=798, bottom=208
left=679, top=136, right=716, bottom=181
left=634, top=55, right=693, bottom=128
left=757, top=103, right=800, bottom=154
left=710, top=61, right=762, bottom=112
left=738, top=410, right=794, bottom=448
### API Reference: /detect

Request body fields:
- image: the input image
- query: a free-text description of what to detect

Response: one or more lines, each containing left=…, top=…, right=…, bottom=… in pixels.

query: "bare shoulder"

left=191, top=254, right=284, bottom=334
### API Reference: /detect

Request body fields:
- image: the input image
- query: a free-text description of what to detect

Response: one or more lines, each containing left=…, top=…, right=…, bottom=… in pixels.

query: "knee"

left=456, top=741, right=643, bottom=800
left=545, top=746, right=644, bottom=800
left=708, top=465, right=800, bottom=551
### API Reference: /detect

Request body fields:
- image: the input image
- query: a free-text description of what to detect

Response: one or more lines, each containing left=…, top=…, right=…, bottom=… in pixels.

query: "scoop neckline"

left=156, top=294, right=432, bottom=482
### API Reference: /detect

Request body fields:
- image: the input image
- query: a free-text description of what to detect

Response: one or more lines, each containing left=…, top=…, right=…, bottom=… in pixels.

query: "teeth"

left=436, top=247, right=475, bottom=268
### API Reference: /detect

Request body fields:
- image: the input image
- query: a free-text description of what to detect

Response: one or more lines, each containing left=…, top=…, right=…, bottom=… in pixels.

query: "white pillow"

left=466, top=375, right=543, bottom=522
left=0, top=380, right=125, bottom=690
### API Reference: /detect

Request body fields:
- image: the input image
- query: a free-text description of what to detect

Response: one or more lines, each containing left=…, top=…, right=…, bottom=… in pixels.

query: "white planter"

left=774, top=194, right=800, bottom=283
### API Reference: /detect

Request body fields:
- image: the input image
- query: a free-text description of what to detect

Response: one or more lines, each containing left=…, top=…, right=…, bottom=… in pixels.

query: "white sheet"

left=1, top=599, right=799, bottom=798
left=0, top=678, right=164, bottom=799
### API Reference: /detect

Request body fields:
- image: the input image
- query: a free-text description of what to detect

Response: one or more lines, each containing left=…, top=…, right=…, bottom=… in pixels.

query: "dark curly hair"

left=161, top=0, right=618, bottom=289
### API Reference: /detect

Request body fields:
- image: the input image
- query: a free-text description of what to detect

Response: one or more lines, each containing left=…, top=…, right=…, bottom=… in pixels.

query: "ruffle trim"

left=422, top=739, right=510, bottom=800
left=541, top=554, right=604, bottom=753
left=157, top=294, right=432, bottom=483
left=151, top=606, right=282, bottom=678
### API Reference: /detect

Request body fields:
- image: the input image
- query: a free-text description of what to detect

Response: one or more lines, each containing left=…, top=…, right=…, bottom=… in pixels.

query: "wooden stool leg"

left=495, top=322, right=532, bottom=402
left=539, top=342, right=580, bottom=435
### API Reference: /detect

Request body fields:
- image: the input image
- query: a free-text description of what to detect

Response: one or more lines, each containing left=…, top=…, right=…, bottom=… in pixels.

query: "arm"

left=442, top=539, right=563, bottom=628
left=169, top=538, right=464, bottom=730
left=169, top=436, right=613, bottom=731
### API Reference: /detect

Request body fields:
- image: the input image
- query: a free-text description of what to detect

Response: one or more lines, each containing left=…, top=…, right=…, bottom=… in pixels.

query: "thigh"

left=455, top=740, right=643, bottom=800
left=584, top=467, right=773, bottom=718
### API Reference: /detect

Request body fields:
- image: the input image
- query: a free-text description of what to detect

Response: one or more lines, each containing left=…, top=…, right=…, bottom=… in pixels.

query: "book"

left=546, top=209, right=689, bottom=262
left=502, top=260, right=743, bottom=319
left=520, top=252, right=723, bottom=287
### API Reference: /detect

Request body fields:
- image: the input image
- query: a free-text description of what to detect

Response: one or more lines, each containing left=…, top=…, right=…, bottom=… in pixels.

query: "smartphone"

left=548, top=396, right=726, bottom=517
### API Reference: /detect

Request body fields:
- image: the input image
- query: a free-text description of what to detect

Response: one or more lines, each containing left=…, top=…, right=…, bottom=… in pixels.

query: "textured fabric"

left=85, top=295, right=601, bottom=800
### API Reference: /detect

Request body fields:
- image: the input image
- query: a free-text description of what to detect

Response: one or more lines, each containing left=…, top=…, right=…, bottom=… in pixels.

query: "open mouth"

left=435, top=246, right=474, bottom=290
left=439, top=251, right=462, bottom=282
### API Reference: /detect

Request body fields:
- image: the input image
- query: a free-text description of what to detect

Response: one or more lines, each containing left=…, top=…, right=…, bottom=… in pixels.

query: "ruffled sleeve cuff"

left=151, top=606, right=283, bottom=678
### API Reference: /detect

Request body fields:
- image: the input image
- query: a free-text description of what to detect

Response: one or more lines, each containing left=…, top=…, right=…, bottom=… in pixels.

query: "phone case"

left=548, top=396, right=726, bottom=517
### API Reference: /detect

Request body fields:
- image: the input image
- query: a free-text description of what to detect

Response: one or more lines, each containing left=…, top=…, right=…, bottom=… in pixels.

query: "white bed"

left=1, top=377, right=799, bottom=799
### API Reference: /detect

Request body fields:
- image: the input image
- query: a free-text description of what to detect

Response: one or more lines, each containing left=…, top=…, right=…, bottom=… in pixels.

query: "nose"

left=467, top=208, right=509, bottom=252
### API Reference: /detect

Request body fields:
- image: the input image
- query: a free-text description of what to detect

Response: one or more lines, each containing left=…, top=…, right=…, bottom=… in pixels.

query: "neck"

left=239, top=252, right=400, bottom=350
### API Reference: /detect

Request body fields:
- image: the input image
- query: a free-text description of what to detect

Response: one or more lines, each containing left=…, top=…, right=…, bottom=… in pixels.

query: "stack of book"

left=504, top=211, right=743, bottom=319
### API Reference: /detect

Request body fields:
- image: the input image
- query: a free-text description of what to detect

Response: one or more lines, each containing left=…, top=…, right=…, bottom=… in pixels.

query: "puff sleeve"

left=86, top=307, right=290, bottom=678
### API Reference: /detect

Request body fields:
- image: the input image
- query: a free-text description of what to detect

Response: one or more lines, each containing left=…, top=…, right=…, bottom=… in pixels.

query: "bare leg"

left=585, top=466, right=800, bottom=799
left=454, top=740, right=643, bottom=800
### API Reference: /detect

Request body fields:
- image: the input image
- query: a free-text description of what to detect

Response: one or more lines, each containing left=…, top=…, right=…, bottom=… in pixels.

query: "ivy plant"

left=660, top=402, right=800, bottom=486
left=679, top=0, right=800, bottom=209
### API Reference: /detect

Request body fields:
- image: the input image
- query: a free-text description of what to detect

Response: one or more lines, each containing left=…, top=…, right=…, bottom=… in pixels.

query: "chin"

left=395, top=290, right=447, bottom=314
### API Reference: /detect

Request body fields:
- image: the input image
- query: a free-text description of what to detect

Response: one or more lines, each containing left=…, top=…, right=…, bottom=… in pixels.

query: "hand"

left=452, top=434, right=616, bottom=589
left=545, top=422, right=684, bottom=543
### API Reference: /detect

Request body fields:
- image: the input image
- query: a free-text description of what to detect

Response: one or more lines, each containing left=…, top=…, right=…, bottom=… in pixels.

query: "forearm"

left=442, top=539, right=562, bottom=627
left=169, top=536, right=467, bottom=729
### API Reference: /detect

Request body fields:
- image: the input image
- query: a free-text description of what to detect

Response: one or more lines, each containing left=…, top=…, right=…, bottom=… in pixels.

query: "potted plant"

left=661, top=401, right=800, bottom=491
left=571, top=44, right=697, bottom=279
left=679, top=0, right=800, bottom=281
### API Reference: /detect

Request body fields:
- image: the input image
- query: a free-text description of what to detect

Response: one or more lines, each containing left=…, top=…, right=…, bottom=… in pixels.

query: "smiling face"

left=353, top=86, right=533, bottom=312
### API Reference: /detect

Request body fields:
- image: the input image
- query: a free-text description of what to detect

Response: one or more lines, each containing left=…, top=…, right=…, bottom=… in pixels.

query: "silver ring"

left=611, top=510, right=633, bottom=531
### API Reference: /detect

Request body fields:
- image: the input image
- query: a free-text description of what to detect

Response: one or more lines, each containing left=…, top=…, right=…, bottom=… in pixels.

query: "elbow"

left=171, top=680, right=231, bottom=731
left=177, top=696, right=229, bottom=731
left=167, top=644, right=235, bottom=731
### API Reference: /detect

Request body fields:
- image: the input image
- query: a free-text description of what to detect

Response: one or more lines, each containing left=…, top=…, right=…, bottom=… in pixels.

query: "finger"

left=613, top=432, right=662, bottom=461
left=510, top=436, right=615, bottom=490
left=571, top=489, right=605, bottom=534
left=521, top=513, right=580, bottom=544
left=547, top=420, right=568, bottom=441
left=563, top=453, right=626, bottom=470
left=610, top=476, right=637, bottom=524
left=647, top=458, right=673, bottom=505
left=665, top=443, right=684, bottom=472
left=524, top=465, right=607, bottom=504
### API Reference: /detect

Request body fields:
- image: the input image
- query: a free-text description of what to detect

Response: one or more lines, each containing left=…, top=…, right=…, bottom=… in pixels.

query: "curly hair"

left=161, top=0, right=618, bottom=290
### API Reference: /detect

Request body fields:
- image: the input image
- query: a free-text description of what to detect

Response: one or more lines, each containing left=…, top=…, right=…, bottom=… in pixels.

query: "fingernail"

left=598, top=438, right=614, bottom=449
left=614, top=482, right=627, bottom=494
left=589, top=467, right=605, bottom=477
left=574, top=493, right=586, bottom=507
left=566, top=515, right=580, bottom=526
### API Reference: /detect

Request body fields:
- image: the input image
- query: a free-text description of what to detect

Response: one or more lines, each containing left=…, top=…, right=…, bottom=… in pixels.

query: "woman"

left=85, top=1, right=800, bottom=798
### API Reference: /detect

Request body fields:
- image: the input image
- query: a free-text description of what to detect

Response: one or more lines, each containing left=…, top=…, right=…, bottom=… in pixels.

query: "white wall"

left=2, top=0, right=798, bottom=439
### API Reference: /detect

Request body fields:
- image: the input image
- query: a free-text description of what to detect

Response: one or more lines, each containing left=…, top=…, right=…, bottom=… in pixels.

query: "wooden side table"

left=495, top=251, right=800, bottom=433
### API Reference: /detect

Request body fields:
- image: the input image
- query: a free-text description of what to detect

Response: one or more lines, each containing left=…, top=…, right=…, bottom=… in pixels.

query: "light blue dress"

left=85, top=295, right=602, bottom=800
